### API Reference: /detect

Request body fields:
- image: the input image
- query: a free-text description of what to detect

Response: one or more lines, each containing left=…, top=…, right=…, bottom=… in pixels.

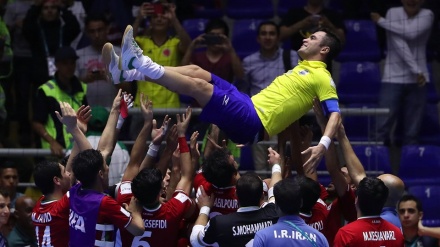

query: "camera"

left=202, top=33, right=223, bottom=45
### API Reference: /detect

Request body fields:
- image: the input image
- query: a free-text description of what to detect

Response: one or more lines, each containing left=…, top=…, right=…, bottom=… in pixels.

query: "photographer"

left=181, top=19, right=244, bottom=86
left=128, top=1, right=191, bottom=139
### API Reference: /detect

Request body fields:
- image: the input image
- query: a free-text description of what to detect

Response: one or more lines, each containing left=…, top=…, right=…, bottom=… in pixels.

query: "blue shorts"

left=200, top=74, right=263, bottom=144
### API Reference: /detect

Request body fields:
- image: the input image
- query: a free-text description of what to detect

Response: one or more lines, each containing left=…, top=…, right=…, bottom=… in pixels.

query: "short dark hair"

left=0, top=189, right=9, bottom=200
left=317, top=28, right=342, bottom=63
left=72, top=149, right=104, bottom=188
left=203, top=149, right=236, bottom=188
left=0, top=161, right=17, bottom=174
left=274, top=177, right=302, bottom=215
left=85, top=13, right=109, bottom=27
left=357, top=177, right=389, bottom=216
left=398, top=194, right=423, bottom=212
left=205, top=19, right=229, bottom=37
left=257, top=20, right=279, bottom=36
left=34, top=161, right=62, bottom=195
left=296, top=175, right=320, bottom=213
left=236, top=173, right=263, bottom=207
left=132, top=168, right=163, bottom=206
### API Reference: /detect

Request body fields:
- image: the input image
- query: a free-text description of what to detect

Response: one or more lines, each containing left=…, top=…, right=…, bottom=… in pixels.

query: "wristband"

left=179, top=137, right=189, bottom=153
left=199, top=206, right=210, bottom=216
left=267, top=187, right=274, bottom=200
left=116, top=115, right=124, bottom=129
left=319, top=136, right=331, bottom=150
left=147, top=143, right=160, bottom=157
left=272, top=164, right=281, bottom=174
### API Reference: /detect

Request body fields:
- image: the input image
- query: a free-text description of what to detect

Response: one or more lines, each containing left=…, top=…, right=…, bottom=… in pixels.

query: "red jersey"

left=32, top=194, right=70, bottom=247
left=299, top=183, right=330, bottom=232
left=116, top=181, right=193, bottom=247
left=300, top=198, right=329, bottom=232
left=193, top=172, right=238, bottom=217
left=334, top=216, right=404, bottom=247
left=324, top=187, right=357, bottom=245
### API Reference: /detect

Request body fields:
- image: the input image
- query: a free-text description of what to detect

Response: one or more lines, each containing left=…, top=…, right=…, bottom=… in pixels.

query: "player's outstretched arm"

left=175, top=107, right=194, bottom=196
left=313, top=98, right=348, bottom=196
left=122, top=93, right=154, bottom=182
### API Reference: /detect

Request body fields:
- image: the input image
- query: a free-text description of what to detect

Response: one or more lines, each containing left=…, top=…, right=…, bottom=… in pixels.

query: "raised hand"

left=301, top=145, right=326, bottom=174
left=190, top=131, right=200, bottom=161
left=196, top=185, right=214, bottom=209
left=176, top=107, right=192, bottom=137
left=55, top=102, right=78, bottom=132
left=76, top=105, right=91, bottom=134
left=267, top=147, right=281, bottom=166
left=139, top=93, right=153, bottom=122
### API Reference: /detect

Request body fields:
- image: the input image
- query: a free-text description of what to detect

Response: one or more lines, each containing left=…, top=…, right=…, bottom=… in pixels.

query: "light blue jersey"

left=253, top=215, right=329, bottom=247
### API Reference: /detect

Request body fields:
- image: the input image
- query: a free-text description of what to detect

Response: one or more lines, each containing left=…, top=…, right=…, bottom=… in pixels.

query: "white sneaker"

left=119, top=25, right=144, bottom=70
left=102, top=42, right=126, bottom=84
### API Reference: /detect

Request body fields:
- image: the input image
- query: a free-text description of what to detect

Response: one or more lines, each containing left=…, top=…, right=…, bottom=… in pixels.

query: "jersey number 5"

left=131, top=231, right=152, bottom=247
left=35, top=226, right=54, bottom=247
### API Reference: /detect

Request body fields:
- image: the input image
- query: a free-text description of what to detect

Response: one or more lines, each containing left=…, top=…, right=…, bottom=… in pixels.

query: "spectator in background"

left=181, top=18, right=244, bottom=86
left=7, top=196, right=37, bottom=247
left=0, top=162, right=23, bottom=212
left=66, top=106, right=130, bottom=186
left=280, top=0, right=345, bottom=52
left=23, top=0, right=80, bottom=86
left=3, top=0, right=33, bottom=147
left=129, top=2, right=191, bottom=139
left=76, top=14, right=120, bottom=108
left=32, top=46, right=88, bottom=158
left=242, top=21, right=299, bottom=173
left=372, top=0, right=434, bottom=145
left=0, top=189, right=10, bottom=247
left=398, top=194, right=440, bottom=246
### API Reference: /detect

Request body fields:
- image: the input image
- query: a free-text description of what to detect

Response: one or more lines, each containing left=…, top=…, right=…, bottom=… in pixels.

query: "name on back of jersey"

left=32, top=212, right=52, bottom=223
left=232, top=221, right=273, bottom=236
left=363, top=231, right=396, bottom=241
left=213, top=198, right=238, bottom=209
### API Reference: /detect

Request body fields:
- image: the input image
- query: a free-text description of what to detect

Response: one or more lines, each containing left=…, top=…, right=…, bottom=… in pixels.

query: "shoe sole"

left=102, top=42, right=114, bottom=83
left=119, top=25, right=133, bottom=70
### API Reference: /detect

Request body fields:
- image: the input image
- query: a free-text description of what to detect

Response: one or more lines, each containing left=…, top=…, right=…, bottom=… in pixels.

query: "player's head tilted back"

left=357, top=177, right=389, bottom=216
left=274, top=177, right=302, bottom=215
left=131, top=168, right=163, bottom=206
left=317, top=28, right=342, bottom=63
left=203, top=149, right=238, bottom=188
left=72, top=149, right=108, bottom=189
left=236, top=173, right=264, bottom=207
left=297, top=28, right=342, bottom=64
left=296, top=175, right=321, bottom=214
left=34, top=160, right=71, bottom=195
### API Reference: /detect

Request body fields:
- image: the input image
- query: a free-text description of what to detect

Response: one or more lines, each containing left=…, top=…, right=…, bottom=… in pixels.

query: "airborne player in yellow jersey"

left=103, top=25, right=342, bottom=173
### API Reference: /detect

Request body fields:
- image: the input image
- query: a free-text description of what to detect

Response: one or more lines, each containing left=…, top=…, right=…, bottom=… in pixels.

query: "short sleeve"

left=100, top=196, right=132, bottom=229
left=116, top=181, right=133, bottom=205
left=315, top=72, right=338, bottom=101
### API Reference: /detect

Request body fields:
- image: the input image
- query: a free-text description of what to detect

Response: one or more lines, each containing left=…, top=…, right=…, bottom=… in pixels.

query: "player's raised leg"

left=118, top=25, right=213, bottom=107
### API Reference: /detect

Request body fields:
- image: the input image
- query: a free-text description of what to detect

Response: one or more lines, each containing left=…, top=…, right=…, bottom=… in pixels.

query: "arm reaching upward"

left=313, top=98, right=348, bottom=196
left=121, top=93, right=154, bottom=181
left=175, top=107, right=193, bottom=196
left=98, top=90, right=133, bottom=160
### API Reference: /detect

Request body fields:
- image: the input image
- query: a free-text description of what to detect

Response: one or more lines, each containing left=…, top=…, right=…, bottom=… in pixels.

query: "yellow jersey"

left=251, top=60, right=338, bottom=137
left=134, top=36, right=182, bottom=108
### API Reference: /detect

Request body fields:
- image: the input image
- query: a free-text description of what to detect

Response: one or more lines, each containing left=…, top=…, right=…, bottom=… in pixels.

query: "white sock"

left=124, top=69, right=144, bottom=81
left=136, top=55, right=165, bottom=79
